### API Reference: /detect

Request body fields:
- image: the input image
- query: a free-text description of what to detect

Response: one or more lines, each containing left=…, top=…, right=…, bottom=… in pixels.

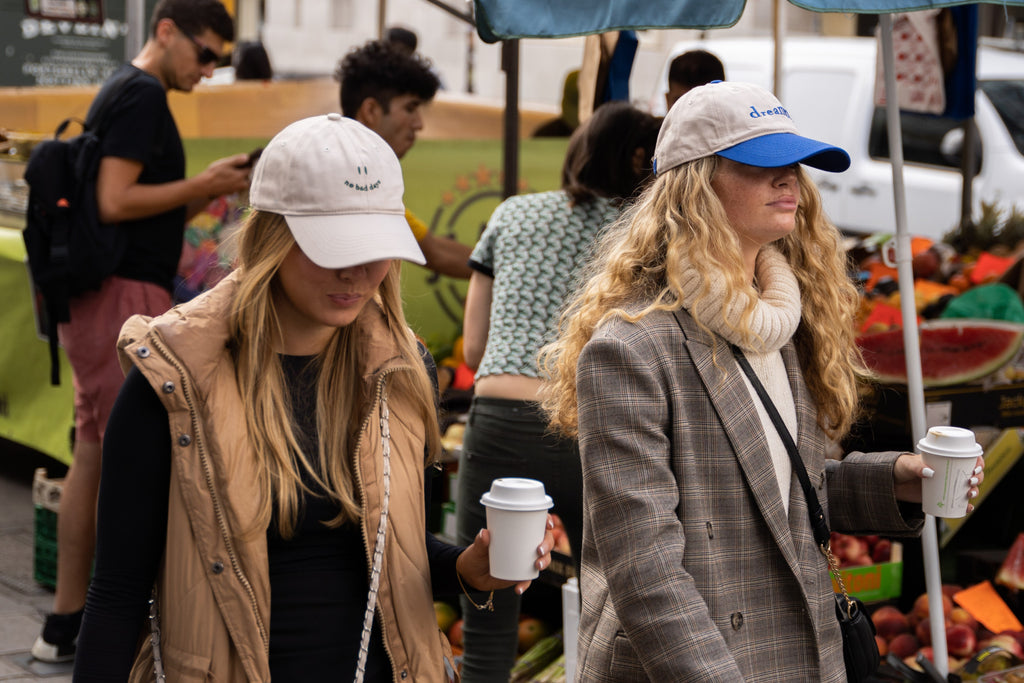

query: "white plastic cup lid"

left=480, top=477, right=554, bottom=512
left=917, top=426, right=983, bottom=458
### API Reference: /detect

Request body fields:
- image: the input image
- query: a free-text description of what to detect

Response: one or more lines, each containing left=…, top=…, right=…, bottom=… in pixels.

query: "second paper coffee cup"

left=917, top=426, right=982, bottom=518
left=481, top=478, right=553, bottom=581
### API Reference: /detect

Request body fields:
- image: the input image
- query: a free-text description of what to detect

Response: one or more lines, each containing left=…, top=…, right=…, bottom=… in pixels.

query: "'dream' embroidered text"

left=748, top=105, right=791, bottom=119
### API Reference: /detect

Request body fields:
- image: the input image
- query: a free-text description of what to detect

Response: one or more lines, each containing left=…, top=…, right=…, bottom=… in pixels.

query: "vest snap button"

left=731, top=612, right=744, bottom=630
left=211, top=561, right=224, bottom=574
left=400, top=671, right=408, bottom=679
left=178, top=434, right=192, bottom=447
left=136, top=346, right=151, bottom=358
left=162, top=381, right=175, bottom=393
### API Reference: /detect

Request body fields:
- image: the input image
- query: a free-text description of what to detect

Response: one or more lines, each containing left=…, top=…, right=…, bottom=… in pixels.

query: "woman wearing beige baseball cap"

left=73, top=113, right=553, bottom=682
left=539, top=81, right=984, bottom=682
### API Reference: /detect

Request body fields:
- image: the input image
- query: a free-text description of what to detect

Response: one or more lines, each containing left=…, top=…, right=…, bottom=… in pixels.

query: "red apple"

left=911, top=592, right=953, bottom=621
left=871, top=539, right=892, bottom=563
left=916, top=616, right=933, bottom=646
left=949, top=607, right=978, bottom=631
left=889, top=633, right=921, bottom=659
left=946, top=623, right=977, bottom=658
left=875, top=635, right=889, bottom=657
left=871, top=605, right=910, bottom=641
left=834, top=533, right=868, bottom=562
left=907, top=611, right=922, bottom=631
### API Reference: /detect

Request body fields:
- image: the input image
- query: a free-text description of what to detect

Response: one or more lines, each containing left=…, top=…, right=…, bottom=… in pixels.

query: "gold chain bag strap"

left=731, top=346, right=880, bottom=682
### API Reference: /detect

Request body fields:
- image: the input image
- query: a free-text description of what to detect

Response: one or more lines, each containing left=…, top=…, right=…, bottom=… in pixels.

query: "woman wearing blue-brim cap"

left=538, top=81, right=985, bottom=682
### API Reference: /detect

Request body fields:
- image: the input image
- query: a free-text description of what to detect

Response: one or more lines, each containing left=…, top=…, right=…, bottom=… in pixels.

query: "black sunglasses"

left=175, top=23, right=220, bottom=66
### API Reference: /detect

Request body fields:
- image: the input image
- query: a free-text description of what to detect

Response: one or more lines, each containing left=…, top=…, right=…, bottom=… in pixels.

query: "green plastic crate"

left=34, top=512, right=58, bottom=589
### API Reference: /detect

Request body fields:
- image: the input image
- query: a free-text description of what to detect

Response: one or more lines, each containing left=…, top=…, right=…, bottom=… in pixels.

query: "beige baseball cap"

left=250, top=113, right=425, bottom=269
left=653, top=80, right=850, bottom=175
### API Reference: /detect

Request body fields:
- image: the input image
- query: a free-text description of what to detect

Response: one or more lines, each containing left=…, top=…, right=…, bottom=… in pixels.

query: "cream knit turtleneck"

left=679, top=246, right=803, bottom=513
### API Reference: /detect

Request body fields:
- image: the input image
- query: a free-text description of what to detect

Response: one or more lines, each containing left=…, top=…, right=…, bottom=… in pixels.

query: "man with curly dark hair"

left=336, top=39, right=473, bottom=278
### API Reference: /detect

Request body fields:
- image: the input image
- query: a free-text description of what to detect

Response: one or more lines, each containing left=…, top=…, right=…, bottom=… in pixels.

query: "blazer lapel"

left=673, top=310, right=802, bottom=576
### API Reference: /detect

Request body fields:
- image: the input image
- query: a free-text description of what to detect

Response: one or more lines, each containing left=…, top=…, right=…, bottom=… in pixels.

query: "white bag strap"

left=354, top=389, right=392, bottom=683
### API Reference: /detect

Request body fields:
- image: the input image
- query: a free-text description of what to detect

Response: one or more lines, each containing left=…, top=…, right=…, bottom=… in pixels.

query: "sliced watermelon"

left=996, top=532, right=1024, bottom=592
left=856, top=318, right=1024, bottom=387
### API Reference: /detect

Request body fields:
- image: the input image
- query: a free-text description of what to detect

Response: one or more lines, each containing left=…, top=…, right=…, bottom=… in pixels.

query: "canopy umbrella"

left=471, top=0, right=1024, bottom=677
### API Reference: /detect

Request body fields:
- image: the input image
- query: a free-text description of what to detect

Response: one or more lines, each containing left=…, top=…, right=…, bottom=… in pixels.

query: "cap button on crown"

left=327, top=112, right=342, bottom=121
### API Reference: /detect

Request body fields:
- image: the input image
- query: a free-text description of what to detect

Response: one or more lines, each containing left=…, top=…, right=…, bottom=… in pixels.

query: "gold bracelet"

left=456, top=571, right=494, bottom=612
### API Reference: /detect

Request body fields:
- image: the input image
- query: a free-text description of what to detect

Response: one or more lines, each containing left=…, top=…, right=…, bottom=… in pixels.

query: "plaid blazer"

left=574, top=307, right=923, bottom=682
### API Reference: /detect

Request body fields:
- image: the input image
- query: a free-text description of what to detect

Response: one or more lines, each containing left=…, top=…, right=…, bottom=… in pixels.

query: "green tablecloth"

left=0, top=225, right=74, bottom=465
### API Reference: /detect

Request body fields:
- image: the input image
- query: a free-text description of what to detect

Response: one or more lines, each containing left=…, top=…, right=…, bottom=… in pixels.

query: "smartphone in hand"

left=239, top=147, right=263, bottom=168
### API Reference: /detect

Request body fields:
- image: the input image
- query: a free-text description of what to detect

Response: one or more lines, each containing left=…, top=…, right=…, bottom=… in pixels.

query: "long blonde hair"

left=229, top=211, right=441, bottom=537
left=540, top=157, right=867, bottom=440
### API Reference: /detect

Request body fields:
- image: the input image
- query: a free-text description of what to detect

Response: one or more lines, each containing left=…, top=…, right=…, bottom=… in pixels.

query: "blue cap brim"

left=717, top=132, right=850, bottom=173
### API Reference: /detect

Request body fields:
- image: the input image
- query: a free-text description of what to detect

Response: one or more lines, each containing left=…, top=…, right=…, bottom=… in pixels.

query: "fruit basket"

left=831, top=533, right=904, bottom=603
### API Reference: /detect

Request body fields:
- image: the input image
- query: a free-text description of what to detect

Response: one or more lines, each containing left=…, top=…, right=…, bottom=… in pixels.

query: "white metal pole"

left=879, top=13, right=948, bottom=677
left=125, top=0, right=145, bottom=60
left=772, top=0, right=785, bottom=100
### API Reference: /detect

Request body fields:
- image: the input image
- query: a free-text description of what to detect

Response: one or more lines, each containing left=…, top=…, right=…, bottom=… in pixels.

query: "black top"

left=91, top=63, right=187, bottom=292
left=74, top=354, right=462, bottom=682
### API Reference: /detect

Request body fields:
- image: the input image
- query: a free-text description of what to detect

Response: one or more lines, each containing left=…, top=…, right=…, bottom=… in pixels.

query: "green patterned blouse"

left=468, top=190, right=620, bottom=379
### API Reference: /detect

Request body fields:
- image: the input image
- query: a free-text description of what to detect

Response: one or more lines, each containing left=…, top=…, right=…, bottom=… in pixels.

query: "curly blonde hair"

left=539, top=157, right=867, bottom=440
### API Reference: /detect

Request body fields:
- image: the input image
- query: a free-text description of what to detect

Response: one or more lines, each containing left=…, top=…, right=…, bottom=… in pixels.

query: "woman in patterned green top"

left=456, top=101, right=661, bottom=683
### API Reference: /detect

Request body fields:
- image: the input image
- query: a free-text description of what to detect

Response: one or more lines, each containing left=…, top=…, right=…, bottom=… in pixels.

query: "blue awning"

left=472, top=0, right=745, bottom=43
left=472, top=0, right=1024, bottom=42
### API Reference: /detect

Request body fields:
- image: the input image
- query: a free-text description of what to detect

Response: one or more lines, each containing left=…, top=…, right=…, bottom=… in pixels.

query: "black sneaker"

left=31, top=609, right=83, bottom=663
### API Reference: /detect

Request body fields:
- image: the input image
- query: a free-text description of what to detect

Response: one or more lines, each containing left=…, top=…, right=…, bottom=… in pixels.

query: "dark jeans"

left=455, top=396, right=583, bottom=683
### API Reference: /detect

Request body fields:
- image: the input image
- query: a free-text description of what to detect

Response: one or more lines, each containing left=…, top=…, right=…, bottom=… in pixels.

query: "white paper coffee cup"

left=481, top=478, right=553, bottom=581
left=917, top=426, right=982, bottom=518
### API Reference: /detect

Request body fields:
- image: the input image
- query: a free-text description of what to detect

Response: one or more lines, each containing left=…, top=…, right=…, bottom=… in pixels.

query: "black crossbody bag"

left=732, top=346, right=880, bottom=682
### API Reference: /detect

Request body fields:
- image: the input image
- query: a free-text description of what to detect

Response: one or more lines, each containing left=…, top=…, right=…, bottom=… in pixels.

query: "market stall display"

left=869, top=578, right=1023, bottom=679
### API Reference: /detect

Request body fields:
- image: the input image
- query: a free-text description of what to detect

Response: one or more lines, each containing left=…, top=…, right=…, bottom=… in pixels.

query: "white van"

left=650, top=37, right=1024, bottom=241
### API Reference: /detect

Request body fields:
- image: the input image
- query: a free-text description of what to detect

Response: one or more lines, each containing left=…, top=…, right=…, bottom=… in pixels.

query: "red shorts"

left=57, top=277, right=172, bottom=444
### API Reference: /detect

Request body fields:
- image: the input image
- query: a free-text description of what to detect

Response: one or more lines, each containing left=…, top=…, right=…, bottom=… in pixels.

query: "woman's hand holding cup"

left=893, top=426, right=986, bottom=515
left=455, top=516, right=556, bottom=596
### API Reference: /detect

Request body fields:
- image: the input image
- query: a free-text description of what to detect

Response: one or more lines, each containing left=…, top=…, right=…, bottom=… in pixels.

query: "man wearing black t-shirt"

left=31, top=0, right=252, bottom=664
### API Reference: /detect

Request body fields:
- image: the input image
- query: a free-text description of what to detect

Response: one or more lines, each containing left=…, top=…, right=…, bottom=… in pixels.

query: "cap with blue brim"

left=718, top=132, right=850, bottom=172
left=653, top=80, right=850, bottom=175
